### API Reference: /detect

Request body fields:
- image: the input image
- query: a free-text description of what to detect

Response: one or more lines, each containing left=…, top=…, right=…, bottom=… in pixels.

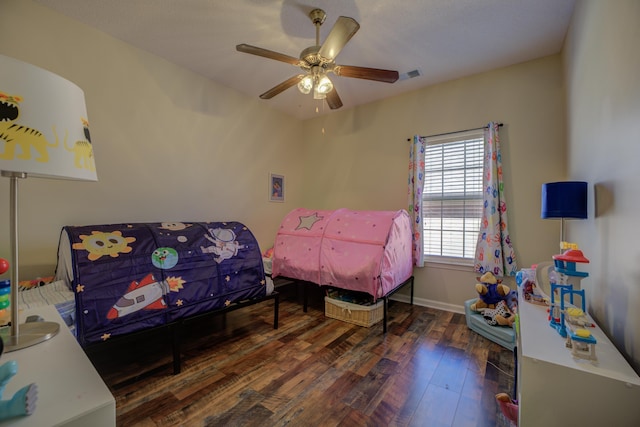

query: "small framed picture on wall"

left=269, top=173, right=284, bottom=202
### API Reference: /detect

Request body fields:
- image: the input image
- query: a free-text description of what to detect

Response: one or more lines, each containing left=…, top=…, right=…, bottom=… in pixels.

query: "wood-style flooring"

left=88, top=285, right=515, bottom=426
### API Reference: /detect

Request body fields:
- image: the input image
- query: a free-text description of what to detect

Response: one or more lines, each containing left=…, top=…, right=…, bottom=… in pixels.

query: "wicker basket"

left=324, top=296, right=384, bottom=327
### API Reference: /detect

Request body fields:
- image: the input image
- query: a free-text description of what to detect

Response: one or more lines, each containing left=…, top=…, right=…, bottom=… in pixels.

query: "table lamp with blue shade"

left=0, top=54, right=98, bottom=351
left=541, top=181, right=588, bottom=246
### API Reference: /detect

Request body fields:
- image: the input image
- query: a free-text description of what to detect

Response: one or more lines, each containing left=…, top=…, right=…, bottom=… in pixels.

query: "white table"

left=517, top=298, right=640, bottom=426
left=0, top=305, right=115, bottom=427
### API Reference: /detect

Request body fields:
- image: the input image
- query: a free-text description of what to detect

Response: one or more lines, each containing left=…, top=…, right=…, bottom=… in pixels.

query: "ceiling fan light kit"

left=297, top=75, right=313, bottom=94
left=316, top=75, right=333, bottom=95
left=297, top=66, right=333, bottom=98
left=236, top=8, right=399, bottom=110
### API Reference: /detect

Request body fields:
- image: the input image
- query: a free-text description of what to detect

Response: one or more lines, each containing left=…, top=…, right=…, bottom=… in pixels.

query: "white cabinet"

left=517, top=300, right=640, bottom=426
left=0, top=305, right=115, bottom=427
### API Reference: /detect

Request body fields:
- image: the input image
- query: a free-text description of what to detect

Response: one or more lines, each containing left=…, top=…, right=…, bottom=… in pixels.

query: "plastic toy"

left=521, top=278, right=549, bottom=305
left=516, top=265, right=549, bottom=306
left=547, top=243, right=597, bottom=360
left=0, top=259, right=9, bottom=327
left=0, top=281, right=9, bottom=326
left=515, top=266, right=535, bottom=286
left=0, top=340, right=38, bottom=420
left=552, top=242, right=590, bottom=289
left=469, top=271, right=511, bottom=312
left=548, top=282, right=575, bottom=333
left=548, top=243, right=590, bottom=328
left=567, top=327, right=597, bottom=360
left=554, top=287, right=597, bottom=360
left=0, top=257, right=38, bottom=418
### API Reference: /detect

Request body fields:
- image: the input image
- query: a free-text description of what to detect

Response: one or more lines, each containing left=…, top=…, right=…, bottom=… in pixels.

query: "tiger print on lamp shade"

left=0, top=54, right=97, bottom=181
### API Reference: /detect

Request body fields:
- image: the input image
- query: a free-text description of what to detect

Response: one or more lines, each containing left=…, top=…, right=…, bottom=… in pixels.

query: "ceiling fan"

left=236, top=8, right=399, bottom=110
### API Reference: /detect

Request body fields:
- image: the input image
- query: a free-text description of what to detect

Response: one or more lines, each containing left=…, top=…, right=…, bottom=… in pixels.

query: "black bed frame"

left=273, top=275, right=414, bottom=333
left=84, top=291, right=279, bottom=376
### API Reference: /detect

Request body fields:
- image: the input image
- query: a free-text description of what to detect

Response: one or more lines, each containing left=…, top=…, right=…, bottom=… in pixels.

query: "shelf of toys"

left=514, top=243, right=640, bottom=426
left=547, top=243, right=597, bottom=361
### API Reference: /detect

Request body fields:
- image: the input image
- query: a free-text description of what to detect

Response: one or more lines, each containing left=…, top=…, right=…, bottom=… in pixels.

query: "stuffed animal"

left=495, top=393, right=518, bottom=425
left=482, top=300, right=515, bottom=326
left=469, top=271, right=511, bottom=312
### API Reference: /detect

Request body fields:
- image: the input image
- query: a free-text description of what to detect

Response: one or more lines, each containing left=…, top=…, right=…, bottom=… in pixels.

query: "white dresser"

left=0, top=305, right=115, bottom=427
left=517, top=299, right=640, bottom=426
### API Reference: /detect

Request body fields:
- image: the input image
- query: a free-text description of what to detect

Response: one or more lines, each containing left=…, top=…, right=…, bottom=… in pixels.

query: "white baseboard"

left=389, top=294, right=465, bottom=314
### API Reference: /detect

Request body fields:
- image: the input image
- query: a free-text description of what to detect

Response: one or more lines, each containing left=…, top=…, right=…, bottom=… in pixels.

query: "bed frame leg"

left=274, top=291, right=280, bottom=329
left=383, top=296, right=389, bottom=333
left=303, top=281, right=308, bottom=313
left=171, top=321, right=182, bottom=375
left=382, top=275, right=414, bottom=333
left=410, top=275, right=414, bottom=305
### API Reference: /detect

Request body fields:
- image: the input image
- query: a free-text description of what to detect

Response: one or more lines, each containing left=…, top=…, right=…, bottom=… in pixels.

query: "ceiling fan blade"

left=334, top=65, right=399, bottom=83
left=236, top=44, right=302, bottom=66
left=318, top=16, right=360, bottom=61
left=326, top=88, right=343, bottom=110
left=259, top=75, right=303, bottom=99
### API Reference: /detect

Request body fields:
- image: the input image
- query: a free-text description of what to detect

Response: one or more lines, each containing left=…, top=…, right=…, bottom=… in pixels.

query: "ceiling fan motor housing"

left=300, top=46, right=331, bottom=70
left=309, top=9, right=327, bottom=26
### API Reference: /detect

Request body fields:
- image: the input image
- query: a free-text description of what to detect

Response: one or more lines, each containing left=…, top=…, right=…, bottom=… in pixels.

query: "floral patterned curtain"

left=474, top=123, right=517, bottom=277
left=408, top=135, right=425, bottom=267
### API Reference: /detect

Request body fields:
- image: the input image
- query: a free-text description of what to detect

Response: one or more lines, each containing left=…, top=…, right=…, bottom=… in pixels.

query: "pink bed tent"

left=272, top=208, right=413, bottom=300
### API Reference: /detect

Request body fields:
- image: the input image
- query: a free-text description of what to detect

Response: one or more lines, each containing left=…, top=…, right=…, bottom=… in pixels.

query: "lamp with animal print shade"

left=0, top=54, right=98, bottom=351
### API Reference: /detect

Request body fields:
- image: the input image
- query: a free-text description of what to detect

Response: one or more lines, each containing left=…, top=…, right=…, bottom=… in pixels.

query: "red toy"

left=0, top=258, right=8, bottom=275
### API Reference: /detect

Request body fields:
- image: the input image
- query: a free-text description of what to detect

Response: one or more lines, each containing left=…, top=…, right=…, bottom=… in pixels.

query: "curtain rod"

left=406, top=123, right=503, bottom=141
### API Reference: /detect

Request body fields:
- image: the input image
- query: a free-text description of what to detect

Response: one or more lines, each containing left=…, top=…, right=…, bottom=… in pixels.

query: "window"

left=423, top=130, right=484, bottom=262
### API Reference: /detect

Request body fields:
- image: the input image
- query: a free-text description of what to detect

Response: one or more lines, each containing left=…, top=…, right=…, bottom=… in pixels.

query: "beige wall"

left=300, top=55, right=566, bottom=311
left=0, top=0, right=303, bottom=278
left=564, top=0, right=640, bottom=373
left=3, top=1, right=567, bottom=319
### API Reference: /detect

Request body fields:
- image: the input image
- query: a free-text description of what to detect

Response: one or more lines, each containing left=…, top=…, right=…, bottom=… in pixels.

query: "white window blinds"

left=423, top=130, right=484, bottom=260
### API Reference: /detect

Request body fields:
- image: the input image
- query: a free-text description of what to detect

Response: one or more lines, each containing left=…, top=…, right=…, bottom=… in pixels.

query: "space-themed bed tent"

left=55, top=221, right=277, bottom=372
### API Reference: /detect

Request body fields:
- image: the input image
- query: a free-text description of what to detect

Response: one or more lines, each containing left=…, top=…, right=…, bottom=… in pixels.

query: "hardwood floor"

left=88, top=286, right=515, bottom=426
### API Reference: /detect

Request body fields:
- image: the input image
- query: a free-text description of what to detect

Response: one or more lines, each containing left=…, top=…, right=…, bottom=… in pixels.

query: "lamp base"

left=1, top=321, right=60, bottom=352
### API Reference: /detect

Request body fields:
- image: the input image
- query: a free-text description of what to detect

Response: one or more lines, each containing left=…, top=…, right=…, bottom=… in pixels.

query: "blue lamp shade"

left=541, top=181, right=588, bottom=219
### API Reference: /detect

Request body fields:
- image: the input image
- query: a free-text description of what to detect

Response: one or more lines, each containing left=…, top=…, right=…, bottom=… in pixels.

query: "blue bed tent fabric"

left=62, top=221, right=266, bottom=346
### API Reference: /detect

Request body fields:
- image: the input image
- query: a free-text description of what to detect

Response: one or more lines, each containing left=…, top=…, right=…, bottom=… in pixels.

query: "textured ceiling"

left=34, top=0, right=576, bottom=120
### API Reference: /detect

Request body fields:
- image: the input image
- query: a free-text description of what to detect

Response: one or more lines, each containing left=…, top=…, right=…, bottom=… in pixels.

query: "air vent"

left=398, top=69, right=422, bottom=81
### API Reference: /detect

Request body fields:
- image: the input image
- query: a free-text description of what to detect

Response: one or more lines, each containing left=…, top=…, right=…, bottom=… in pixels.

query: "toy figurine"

left=0, top=362, right=37, bottom=419
left=0, top=342, right=38, bottom=420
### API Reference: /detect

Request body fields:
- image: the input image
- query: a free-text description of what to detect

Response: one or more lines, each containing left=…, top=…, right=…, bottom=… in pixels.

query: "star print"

left=296, top=213, right=323, bottom=230
left=260, top=279, right=265, bottom=285
left=225, top=300, right=231, bottom=306
left=176, top=299, right=184, bottom=306
left=76, top=284, right=85, bottom=293
left=101, top=333, right=111, bottom=341
left=225, top=275, right=231, bottom=282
